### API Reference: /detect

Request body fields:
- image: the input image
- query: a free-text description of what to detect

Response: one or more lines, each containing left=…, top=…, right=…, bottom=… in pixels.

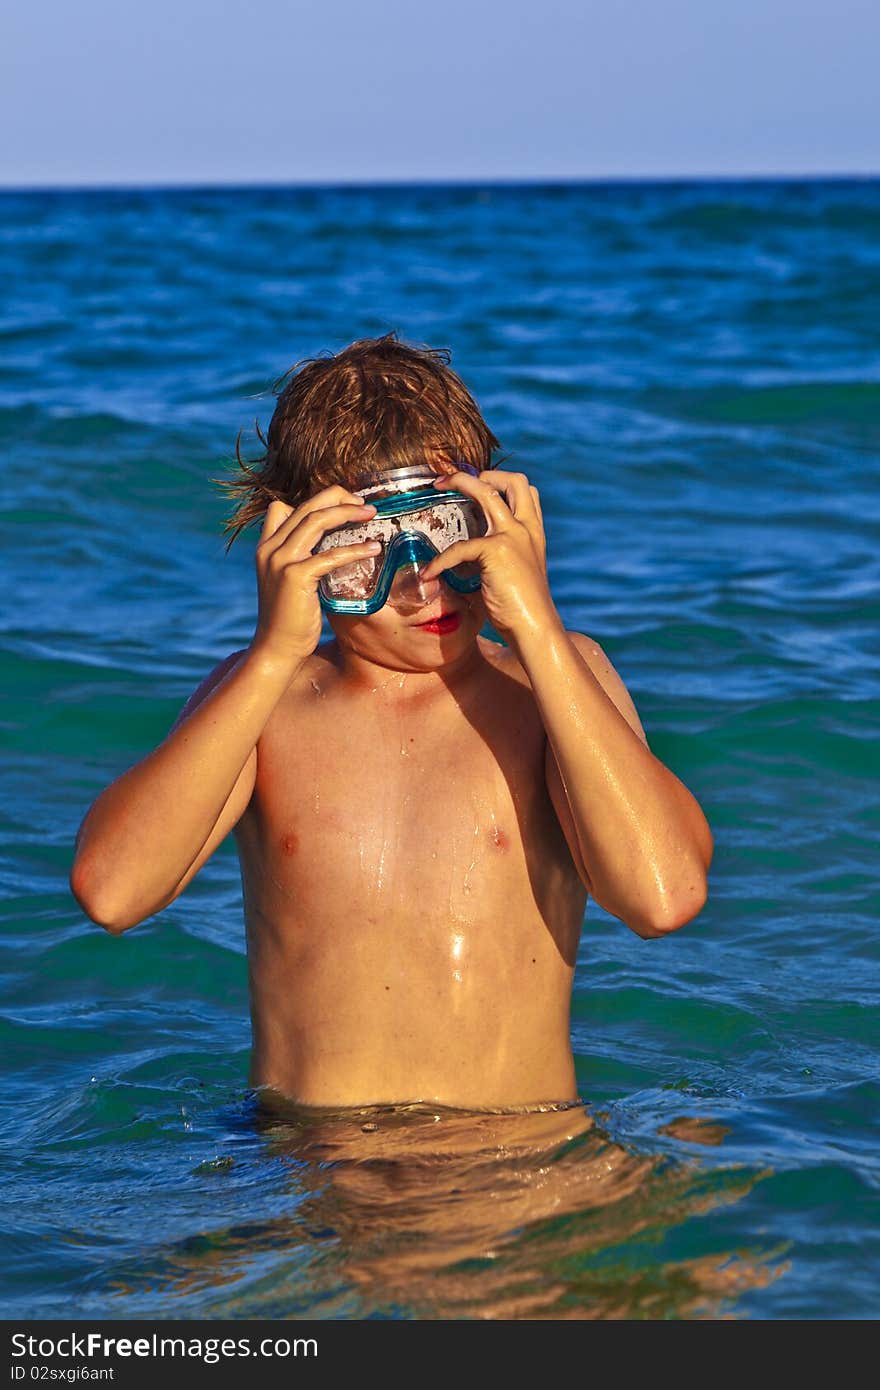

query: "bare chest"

left=236, top=670, right=577, bottom=930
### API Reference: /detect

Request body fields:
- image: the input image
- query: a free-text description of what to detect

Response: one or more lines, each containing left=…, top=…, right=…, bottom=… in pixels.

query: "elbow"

left=69, top=861, right=140, bottom=935
left=631, top=875, right=709, bottom=939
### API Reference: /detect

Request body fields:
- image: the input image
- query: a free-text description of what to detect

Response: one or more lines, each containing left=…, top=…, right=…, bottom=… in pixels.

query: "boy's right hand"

left=251, top=486, right=380, bottom=666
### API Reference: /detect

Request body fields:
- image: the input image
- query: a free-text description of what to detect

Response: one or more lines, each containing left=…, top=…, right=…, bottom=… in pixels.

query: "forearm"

left=71, top=645, right=299, bottom=926
left=516, top=620, right=712, bottom=934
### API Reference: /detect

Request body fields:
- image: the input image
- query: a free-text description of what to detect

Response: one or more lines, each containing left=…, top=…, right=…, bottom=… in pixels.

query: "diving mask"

left=313, top=464, right=487, bottom=615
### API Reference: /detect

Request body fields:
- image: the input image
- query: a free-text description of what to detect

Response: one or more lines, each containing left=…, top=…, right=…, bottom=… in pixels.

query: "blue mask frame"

left=317, top=485, right=484, bottom=616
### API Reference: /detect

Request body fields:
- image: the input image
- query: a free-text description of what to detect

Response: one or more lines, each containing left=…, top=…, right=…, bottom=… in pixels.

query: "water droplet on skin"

left=370, top=671, right=408, bottom=698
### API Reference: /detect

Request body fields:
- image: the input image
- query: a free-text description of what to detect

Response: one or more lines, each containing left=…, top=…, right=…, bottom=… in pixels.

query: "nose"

left=387, top=562, right=443, bottom=613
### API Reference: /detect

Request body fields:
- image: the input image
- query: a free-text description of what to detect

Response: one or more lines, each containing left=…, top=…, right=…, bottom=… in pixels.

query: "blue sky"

left=2, top=0, right=877, bottom=186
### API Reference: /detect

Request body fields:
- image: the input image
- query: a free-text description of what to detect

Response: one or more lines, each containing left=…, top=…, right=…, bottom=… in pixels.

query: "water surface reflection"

left=116, top=1097, right=781, bottom=1319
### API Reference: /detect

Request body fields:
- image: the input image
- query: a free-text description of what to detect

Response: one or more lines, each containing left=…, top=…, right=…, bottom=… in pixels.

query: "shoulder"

left=487, top=630, right=647, bottom=746
left=171, top=649, right=250, bottom=731
left=478, top=634, right=528, bottom=681
left=567, top=632, right=648, bottom=745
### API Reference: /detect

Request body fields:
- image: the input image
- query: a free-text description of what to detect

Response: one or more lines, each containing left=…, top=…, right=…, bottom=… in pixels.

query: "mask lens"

left=321, top=549, right=383, bottom=601
left=401, top=498, right=485, bottom=550
left=387, top=561, right=443, bottom=611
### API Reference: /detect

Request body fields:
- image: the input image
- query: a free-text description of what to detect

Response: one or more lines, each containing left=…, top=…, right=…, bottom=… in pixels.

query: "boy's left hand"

left=421, top=469, right=563, bottom=645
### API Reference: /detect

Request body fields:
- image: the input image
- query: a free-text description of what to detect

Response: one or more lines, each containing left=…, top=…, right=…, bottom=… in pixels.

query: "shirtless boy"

left=70, top=333, right=713, bottom=1112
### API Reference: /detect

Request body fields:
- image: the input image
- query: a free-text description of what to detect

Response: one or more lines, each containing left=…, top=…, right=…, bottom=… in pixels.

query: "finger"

left=531, top=480, right=544, bottom=561
left=529, top=485, right=547, bottom=564
left=478, top=470, right=538, bottom=524
left=261, top=501, right=376, bottom=561
left=432, top=469, right=514, bottom=533
left=303, top=482, right=368, bottom=510
left=480, top=471, right=546, bottom=563
left=304, top=540, right=382, bottom=578
left=288, top=502, right=381, bottom=560
left=260, top=499, right=295, bottom=544
left=420, top=537, right=487, bottom=581
left=259, top=486, right=368, bottom=553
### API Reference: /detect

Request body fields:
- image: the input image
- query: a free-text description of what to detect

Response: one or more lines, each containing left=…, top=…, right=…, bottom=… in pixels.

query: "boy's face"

left=321, top=455, right=486, bottom=673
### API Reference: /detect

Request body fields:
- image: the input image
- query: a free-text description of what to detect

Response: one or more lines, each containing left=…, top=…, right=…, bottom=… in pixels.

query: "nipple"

left=387, top=562, right=443, bottom=614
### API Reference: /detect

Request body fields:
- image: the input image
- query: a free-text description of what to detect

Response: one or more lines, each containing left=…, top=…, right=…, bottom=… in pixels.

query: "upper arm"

left=544, top=632, right=648, bottom=891
left=159, top=650, right=257, bottom=903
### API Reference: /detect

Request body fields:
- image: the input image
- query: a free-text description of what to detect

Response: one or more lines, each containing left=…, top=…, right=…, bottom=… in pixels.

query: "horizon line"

left=1, top=170, right=878, bottom=196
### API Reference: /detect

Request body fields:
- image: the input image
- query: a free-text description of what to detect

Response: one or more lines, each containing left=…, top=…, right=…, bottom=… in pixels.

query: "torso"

left=234, top=637, right=587, bottom=1108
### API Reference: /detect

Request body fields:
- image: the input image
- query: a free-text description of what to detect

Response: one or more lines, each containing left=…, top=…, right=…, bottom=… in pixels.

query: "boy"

left=70, top=333, right=713, bottom=1111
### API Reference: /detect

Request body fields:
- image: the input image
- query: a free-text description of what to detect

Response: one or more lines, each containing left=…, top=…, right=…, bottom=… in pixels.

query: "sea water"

left=1, top=179, right=878, bottom=1318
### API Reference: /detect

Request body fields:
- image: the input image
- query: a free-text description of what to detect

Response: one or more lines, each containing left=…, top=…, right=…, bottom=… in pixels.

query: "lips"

left=415, top=611, right=461, bottom=635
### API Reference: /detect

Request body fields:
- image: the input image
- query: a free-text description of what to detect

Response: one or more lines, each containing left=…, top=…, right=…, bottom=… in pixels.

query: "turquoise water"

left=2, top=180, right=878, bottom=1319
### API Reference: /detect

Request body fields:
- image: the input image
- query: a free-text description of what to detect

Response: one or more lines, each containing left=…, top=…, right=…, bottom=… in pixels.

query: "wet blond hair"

left=218, top=331, right=501, bottom=546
